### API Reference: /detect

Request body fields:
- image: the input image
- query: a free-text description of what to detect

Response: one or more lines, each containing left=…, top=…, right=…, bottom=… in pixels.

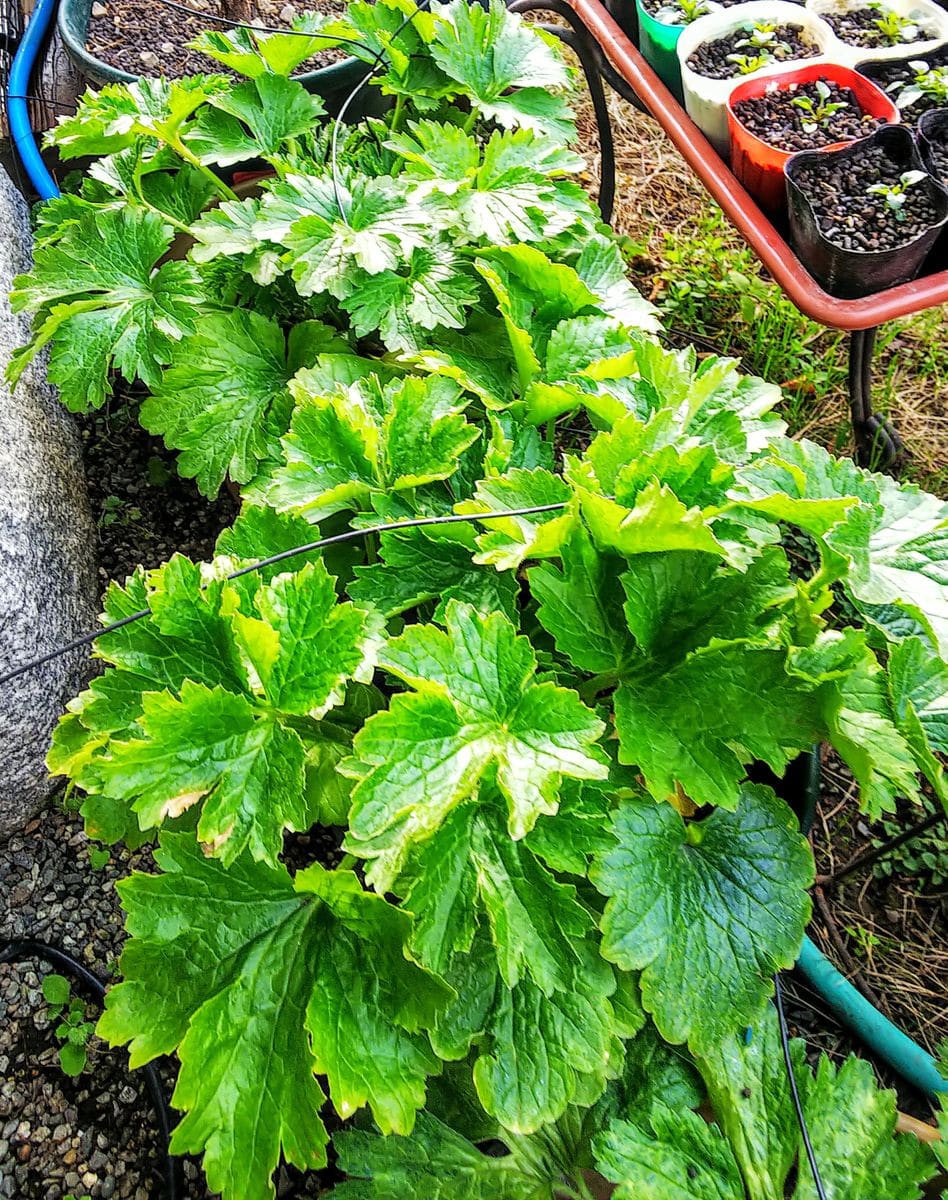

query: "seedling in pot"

left=791, top=79, right=850, bottom=133
left=890, top=59, right=948, bottom=109
left=867, top=168, right=929, bottom=218
left=868, top=1, right=920, bottom=45
left=737, top=19, right=793, bottom=54
left=652, top=0, right=713, bottom=25
left=727, top=50, right=776, bottom=73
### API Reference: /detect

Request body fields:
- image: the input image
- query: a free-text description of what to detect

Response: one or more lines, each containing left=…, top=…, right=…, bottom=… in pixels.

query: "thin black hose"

left=526, top=12, right=616, bottom=223
left=824, top=807, right=948, bottom=886
left=774, top=973, right=829, bottom=1200
left=328, top=0, right=432, bottom=225
left=0, top=939, right=182, bottom=1200
left=152, top=0, right=374, bottom=52
left=0, top=503, right=567, bottom=688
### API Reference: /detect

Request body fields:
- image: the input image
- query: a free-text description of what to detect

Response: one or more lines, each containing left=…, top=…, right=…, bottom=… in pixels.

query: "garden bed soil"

left=86, top=0, right=348, bottom=78
left=732, top=78, right=885, bottom=150
left=821, top=1, right=939, bottom=48
left=791, top=140, right=942, bottom=250
left=686, top=23, right=821, bottom=79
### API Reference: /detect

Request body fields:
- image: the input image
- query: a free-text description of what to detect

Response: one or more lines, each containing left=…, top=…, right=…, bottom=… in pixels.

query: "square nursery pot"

left=806, top=0, right=948, bottom=67
left=727, top=62, right=900, bottom=212
left=677, top=1, right=835, bottom=154
left=857, top=42, right=948, bottom=125
left=57, top=0, right=369, bottom=115
left=635, top=0, right=723, bottom=104
left=917, top=106, right=948, bottom=181
left=785, top=122, right=948, bottom=295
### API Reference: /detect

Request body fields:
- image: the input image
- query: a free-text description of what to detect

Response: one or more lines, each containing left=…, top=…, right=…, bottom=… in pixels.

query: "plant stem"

left=545, top=415, right=557, bottom=444
left=171, top=138, right=239, bottom=202
left=390, top=94, right=406, bottom=132
left=578, top=671, right=619, bottom=704
left=337, top=853, right=359, bottom=871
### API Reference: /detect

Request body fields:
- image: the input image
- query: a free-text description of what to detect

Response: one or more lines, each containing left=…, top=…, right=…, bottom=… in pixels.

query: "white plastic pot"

left=806, top=0, right=948, bottom=66
left=677, top=1, right=835, bottom=154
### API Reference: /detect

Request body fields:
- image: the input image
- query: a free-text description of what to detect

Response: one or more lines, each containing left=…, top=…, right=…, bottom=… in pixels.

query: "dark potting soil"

left=793, top=141, right=943, bottom=251
left=861, top=51, right=948, bottom=124
left=732, top=80, right=885, bottom=152
left=86, top=0, right=349, bottom=79
left=820, top=1, right=940, bottom=49
left=687, top=23, right=820, bottom=80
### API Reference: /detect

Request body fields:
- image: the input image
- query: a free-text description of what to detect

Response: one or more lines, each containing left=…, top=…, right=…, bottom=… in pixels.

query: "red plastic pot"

left=727, top=63, right=899, bottom=213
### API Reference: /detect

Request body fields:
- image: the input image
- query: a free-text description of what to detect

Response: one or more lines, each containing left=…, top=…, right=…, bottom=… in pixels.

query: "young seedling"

left=654, top=0, right=711, bottom=24
left=890, top=59, right=948, bottom=109
left=736, top=20, right=792, bottom=54
left=726, top=50, right=776, bottom=74
left=868, top=1, right=920, bottom=44
left=42, top=974, right=95, bottom=1077
left=867, top=168, right=929, bottom=219
left=790, top=79, right=850, bottom=133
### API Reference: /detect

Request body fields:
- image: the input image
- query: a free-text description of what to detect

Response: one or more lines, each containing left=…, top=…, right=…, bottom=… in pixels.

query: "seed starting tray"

left=567, top=0, right=948, bottom=332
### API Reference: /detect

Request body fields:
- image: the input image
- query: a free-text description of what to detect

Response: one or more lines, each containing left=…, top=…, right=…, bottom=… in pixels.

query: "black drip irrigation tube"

left=0, top=939, right=183, bottom=1199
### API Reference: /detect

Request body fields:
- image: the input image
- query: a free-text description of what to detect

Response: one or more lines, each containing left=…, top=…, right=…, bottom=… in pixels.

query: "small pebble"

left=139, top=49, right=159, bottom=69
left=91, top=0, right=107, bottom=13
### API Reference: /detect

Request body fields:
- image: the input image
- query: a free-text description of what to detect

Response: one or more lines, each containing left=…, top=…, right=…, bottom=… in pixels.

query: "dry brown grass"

left=574, top=88, right=948, bottom=492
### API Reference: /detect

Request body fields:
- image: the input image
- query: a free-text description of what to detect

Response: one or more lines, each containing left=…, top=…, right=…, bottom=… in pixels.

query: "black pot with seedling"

left=858, top=44, right=948, bottom=123
left=785, top=122, right=948, bottom=294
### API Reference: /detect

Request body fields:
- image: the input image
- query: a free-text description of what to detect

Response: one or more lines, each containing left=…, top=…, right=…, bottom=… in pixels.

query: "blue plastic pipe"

left=7, top=0, right=61, bottom=199
left=797, top=935, right=948, bottom=1098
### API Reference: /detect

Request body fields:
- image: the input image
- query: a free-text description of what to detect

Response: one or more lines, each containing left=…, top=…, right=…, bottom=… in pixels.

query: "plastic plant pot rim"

left=784, top=124, right=948, bottom=259
left=726, top=62, right=900, bottom=169
left=676, top=1, right=836, bottom=151
left=564, top=0, right=948, bottom=327
left=805, top=0, right=948, bottom=67
left=918, top=106, right=948, bottom=179
left=57, top=0, right=362, bottom=90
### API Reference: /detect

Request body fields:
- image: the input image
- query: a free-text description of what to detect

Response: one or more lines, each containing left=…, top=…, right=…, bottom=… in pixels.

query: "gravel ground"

left=0, top=401, right=235, bottom=1199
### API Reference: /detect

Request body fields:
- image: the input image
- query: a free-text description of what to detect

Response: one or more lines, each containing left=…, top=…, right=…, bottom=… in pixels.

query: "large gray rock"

left=0, top=169, right=97, bottom=840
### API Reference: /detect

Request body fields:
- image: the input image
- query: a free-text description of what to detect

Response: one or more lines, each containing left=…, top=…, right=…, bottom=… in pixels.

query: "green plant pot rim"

left=57, top=0, right=362, bottom=90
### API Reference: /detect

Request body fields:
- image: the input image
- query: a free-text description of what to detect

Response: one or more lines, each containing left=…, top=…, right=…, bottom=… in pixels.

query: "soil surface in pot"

left=732, top=79, right=886, bottom=150
left=687, top=23, right=820, bottom=79
left=793, top=140, right=942, bottom=249
left=86, top=0, right=348, bottom=78
left=820, top=2, right=940, bottom=49
left=864, top=51, right=948, bottom=123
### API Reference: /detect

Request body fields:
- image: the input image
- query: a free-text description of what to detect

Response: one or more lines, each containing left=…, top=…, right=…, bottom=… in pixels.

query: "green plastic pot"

left=635, top=0, right=692, bottom=102
left=57, top=0, right=370, bottom=115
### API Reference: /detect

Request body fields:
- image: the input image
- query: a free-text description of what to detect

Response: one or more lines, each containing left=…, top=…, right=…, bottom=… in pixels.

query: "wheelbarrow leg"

left=847, top=327, right=902, bottom=472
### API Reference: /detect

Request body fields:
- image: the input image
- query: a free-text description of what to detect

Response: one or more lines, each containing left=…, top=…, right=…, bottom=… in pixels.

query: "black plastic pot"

left=785, top=123, right=948, bottom=296
left=58, top=0, right=373, bottom=117
left=856, top=42, right=948, bottom=126
left=918, top=106, right=948, bottom=179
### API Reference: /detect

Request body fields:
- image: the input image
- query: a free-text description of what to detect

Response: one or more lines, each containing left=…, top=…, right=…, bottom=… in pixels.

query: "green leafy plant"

left=790, top=79, right=850, bottom=133
left=10, top=3, right=948, bottom=1198
left=868, top=1, right=921, bottom=45
left=653, top=0, right=712, bottom=26
left=890, top=59, right=948, bottom=110
left=42, top=974, right=95, bottom=1077
left=726, top=50, right=778, bottom=74
left=867, top=168, right=929, bottom=220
